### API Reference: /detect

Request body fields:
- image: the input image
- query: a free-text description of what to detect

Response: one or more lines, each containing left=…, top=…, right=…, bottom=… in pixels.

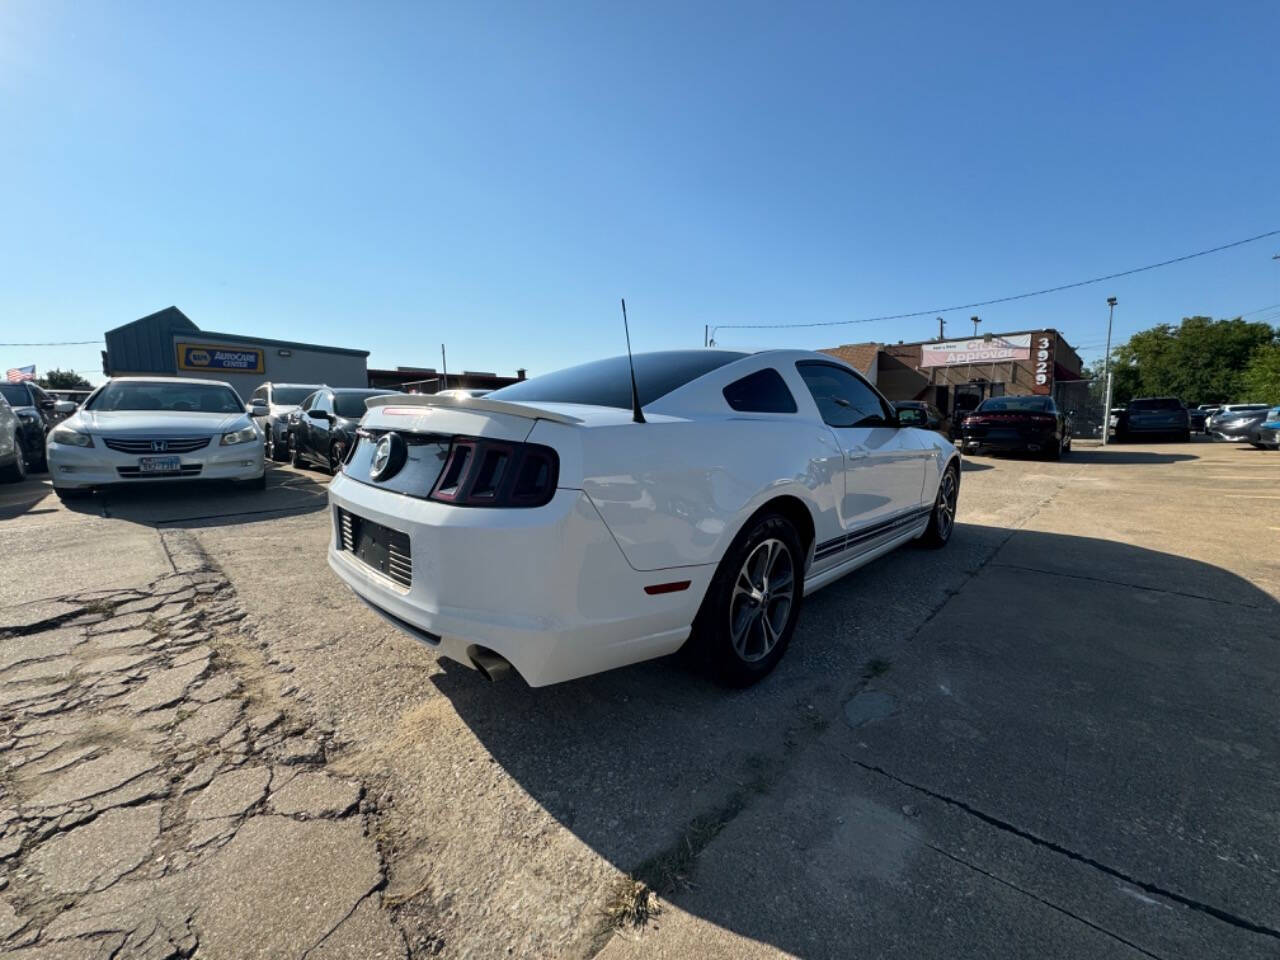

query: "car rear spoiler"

left=364, top=392, right=583, bottom=425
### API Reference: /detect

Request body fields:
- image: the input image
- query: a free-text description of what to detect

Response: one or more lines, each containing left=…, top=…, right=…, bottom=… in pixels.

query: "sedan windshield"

left=334, top=392, right=390, bottom=418
left=89, top=381, right=243, bottom=413
left=272, top=387, right=316, bottom=405
left=975, top=396, right=1052, bottom=413
left=0, top=384, right=31, bottom=406
left=491, top=351, right=748, bottom=409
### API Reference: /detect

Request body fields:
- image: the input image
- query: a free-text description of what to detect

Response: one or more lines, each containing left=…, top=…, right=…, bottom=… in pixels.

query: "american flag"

left=6, top=365, right=36, bottom=383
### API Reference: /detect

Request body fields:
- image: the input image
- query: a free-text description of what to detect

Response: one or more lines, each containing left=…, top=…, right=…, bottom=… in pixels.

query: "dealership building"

left=102, top=307, right=369, bottom=400
left=822, top=329, right=1084, bottom=418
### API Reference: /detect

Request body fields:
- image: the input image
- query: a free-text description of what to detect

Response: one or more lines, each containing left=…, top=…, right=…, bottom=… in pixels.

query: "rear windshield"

left=272, top=386, right=316, bottom=405
left=89, top=381, right=243, bottom=414
left=490, top=351, right=748, bottom=409
left=334, top=392, right=390, bottom=418
left=1128, top=398, right=1183, bottom=410
left=975, top=396, right=1053, bottom=413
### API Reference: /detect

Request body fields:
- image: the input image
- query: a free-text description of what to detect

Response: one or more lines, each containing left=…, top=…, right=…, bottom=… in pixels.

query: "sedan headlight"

left=50, top=426, right=94, bottom=447
left=220, top=425, right=260, bottom=446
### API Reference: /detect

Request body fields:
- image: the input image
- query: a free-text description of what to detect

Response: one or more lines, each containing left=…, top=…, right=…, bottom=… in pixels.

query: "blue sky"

left=2, top=1, right=1278, bottom=384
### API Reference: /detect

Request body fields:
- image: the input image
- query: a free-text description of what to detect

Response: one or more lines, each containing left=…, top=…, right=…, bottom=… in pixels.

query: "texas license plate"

left=138, top=456, right=181, bottom=473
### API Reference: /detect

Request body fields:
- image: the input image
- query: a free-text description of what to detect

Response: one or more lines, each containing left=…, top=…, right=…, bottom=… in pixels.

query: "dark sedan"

left=1209, top=406, right=1273, bottom=445
left=0, top=381, right=73, bottom=472
left=288, top=387, right=398, bottom=473
left=1110, top=397, right=1190, bottom=442
left=960, top=395, right=1072, bottom=459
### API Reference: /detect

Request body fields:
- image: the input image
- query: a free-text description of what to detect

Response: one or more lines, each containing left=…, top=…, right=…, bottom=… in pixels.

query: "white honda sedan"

left=327, top=350, right=960, bottom=688
left=47, top=377, right=265, bottom=500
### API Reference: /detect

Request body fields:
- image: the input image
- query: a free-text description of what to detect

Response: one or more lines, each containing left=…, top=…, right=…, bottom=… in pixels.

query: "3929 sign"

left=1031, top=334, right=1054, bottom=395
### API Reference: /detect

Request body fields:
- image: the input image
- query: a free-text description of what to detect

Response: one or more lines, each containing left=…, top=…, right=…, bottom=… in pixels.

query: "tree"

left=1240, top=343, right=1280, bottom=405
left=38, top=368, right=92, bottom=390
left=1106, top=316, right=1275, bottom=405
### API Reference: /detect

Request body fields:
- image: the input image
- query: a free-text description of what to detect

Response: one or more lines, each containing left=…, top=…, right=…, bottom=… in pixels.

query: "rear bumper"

left=325, top=473, right=714, bottom=686
left=47, top=439, right=265, bottom=490
left=960, top=429, right=1055, bottom=452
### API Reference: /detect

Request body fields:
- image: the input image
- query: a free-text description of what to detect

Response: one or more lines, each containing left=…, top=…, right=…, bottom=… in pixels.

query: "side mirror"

left=39, top=398, right=56, bottom=410
left=53, top=400, right=76, bottom=414
left=307, top=409, right=330, bottom=420
left=248, top=401, right=268, bottom=417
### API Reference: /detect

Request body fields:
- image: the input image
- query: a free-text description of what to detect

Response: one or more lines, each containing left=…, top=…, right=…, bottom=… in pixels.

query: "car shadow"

left=54, top=463, right=331, bottom=529
left=1041, top=448, right=1197, bottom=465
left=0, top=474, right=57, bottom=520
left=958, top=458, right=992, bottom=472
left=426, top=525, right=1279, bottom=957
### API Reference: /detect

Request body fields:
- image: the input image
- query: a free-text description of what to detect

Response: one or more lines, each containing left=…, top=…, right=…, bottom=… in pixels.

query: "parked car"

left=247, top=382, right=324, bottom=462
left=46, top=377, right=265, bottom=500
left=0, top=394, right=26, bottom=483
left=1208, top=405, right=1273, bottom=443
left=1109, top=397, right=1190, bottom=442
left=325, top=350, right=960, bottom=688
left=288, top=388, right=398, bottom=473
left=1252, top=407, right=1280, bottom=450
left=959, top=395, right=1071, bottom=458
left=0, top=381, right=72, bottom=472
left=1195, top=404, right=1220, bottom=433
left=1187, top=407, right=1207, bottom=432
left=893, top=401, right=951, bottom=438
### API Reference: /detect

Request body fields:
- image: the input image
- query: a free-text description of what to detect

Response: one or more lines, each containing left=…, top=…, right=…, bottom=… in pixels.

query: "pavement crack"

left=923, top=841, right=1167, bottom=959
left=987, top=561, right=1262, bottom=609
left=844, top=755, right=1280, bottom=942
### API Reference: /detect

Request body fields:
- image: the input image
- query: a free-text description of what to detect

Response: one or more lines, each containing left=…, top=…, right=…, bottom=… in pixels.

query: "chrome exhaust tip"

left=470, top=648, right=514, bottom=682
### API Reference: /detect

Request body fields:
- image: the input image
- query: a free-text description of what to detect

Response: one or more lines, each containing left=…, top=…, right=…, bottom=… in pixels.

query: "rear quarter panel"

left=531, top=417, right=842, bottom=572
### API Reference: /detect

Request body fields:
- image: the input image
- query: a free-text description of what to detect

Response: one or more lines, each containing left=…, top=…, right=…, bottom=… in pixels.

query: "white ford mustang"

left=47, top=377, right=265, bottom=499
left=327, top=350, right=960, bottom=687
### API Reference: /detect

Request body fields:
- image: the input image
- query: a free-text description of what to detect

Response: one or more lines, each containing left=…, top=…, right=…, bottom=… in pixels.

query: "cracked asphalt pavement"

left=0, top=437, right=1276, bottom=959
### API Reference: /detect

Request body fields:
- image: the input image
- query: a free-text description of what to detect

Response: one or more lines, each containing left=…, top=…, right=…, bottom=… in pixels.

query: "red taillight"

left=428, top=438, right=559, bottom=508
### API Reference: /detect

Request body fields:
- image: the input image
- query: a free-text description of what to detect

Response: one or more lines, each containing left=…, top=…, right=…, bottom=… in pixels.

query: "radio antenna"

left=621, top=298, right=645, bottom=424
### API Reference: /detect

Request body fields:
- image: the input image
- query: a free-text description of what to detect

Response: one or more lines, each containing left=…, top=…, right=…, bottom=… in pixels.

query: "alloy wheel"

left=728, top=538, right=795, bottom=662
left=935, top=469, right=957, bottom=540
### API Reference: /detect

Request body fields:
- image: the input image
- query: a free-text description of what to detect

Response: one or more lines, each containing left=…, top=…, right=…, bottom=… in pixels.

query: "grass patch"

left=602, top=877, right=661, bottom=929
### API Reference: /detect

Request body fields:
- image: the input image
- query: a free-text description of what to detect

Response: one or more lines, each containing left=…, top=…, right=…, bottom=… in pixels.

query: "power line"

left=711, top=228, right=1280, bottom=337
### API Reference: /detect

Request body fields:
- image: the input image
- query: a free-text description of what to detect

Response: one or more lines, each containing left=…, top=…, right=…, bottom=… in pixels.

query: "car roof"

left=105, top=376, right=236, bottom=388
left=267, top=382, right=324, bottom=389
left=330, top=387, right=395, bottom=395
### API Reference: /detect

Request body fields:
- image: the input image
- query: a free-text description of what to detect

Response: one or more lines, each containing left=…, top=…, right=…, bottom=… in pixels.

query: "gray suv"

left=248, top=382, right=324, bottom=462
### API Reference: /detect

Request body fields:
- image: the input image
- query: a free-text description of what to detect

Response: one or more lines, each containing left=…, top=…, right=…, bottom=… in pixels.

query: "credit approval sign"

left=175, top=342, right=265, bottom=374
left=919, top=333, right=1032, bottom=367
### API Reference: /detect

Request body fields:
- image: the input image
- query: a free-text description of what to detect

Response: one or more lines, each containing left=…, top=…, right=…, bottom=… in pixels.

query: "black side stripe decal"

left=814, top=506, right=933, bottom=561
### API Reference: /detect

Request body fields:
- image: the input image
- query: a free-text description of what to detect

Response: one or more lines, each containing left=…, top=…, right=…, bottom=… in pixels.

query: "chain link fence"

left=1054, top=379, right=1108, bottom=438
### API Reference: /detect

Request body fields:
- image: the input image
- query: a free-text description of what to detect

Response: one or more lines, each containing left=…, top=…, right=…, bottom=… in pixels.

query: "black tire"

left=1045, top=437, right=1062, bottom=460
left=267, top=432, right=289, bottom=462
left=289, top=434, right=306, bottom=469
left=328, top=442, right=342, bottom=475
left=688, top=511, right=805, bottom=687
left=0, top=447, right=25, bottom=483
left=919, top=462, right=959, bottom=549
left=1249, top=442, right=1267, bottom=450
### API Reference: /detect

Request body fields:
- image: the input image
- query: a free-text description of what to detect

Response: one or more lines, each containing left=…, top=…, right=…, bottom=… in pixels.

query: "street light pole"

left=1102, top=297, right=1117, bottom=446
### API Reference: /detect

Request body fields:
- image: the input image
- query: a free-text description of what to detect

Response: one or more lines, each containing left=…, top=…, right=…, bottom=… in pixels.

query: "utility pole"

left=938, top=317, right=946, bottom=340
left=704, top=324, right=708, bottom=348
left=1101, top=297, right=1117, bottom=446
left=441, top=344, right=448, bottom=393
left=971, top=315, right=981, bottom=337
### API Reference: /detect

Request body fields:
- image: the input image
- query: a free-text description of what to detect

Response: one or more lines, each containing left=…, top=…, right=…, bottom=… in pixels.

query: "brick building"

left=822, top=329, right=1083, bottom=419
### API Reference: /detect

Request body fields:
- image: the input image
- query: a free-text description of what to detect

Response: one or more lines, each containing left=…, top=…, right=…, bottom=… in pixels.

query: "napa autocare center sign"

left=919, top=334, right=1032, bottom=367
left=175, top=342, right=265, bottom=375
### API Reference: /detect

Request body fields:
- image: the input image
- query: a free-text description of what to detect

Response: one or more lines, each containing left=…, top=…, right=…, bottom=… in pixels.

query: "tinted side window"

left=796, top=362, right=892, bottom=428
left=299, top=392, right=318, bottom=411
left=722, top=368, right=797, bottom=414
